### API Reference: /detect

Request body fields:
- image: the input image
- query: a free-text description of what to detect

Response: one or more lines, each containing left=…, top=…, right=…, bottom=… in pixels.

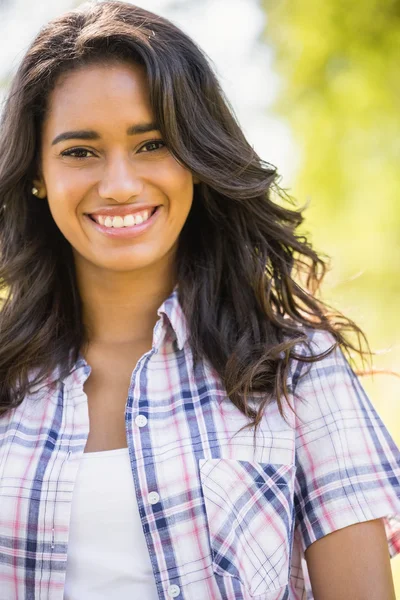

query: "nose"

left=97, top=153, right=144, bottom=202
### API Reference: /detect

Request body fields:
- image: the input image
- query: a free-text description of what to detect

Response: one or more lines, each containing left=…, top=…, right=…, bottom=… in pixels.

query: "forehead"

left=43, top=61, right=152, bottom=132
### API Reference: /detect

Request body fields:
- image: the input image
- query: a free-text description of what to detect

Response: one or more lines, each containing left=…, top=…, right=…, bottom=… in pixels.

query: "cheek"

left=46, top=187, right=78, bottom=225
left=170, top=179, right=194, bottom=226
left=45, top=181, right=83, bottom=240
left=161, top=161, right=194, bottom=212
left=46, top=167, right=90, bottom=200
left=43, top=165, right=89, bottom=223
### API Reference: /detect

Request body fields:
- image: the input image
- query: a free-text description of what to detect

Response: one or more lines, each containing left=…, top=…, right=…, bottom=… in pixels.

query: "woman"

left=0, top=1, right=398, bottom=599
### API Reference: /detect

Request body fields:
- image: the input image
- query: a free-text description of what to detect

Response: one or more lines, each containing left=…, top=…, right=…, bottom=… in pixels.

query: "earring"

left=32, top=187, right=39, bottom=196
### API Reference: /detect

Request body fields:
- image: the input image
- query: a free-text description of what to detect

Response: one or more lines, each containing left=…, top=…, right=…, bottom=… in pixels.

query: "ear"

left=32, top=178, right=47, bottom=199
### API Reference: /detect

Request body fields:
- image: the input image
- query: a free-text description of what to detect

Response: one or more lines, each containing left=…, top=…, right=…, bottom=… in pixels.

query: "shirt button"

left=135, top=414, right=148, bottom=427
left=148, top=491, right=160, bottom=504
left=167, top=584, right=180, bottom=597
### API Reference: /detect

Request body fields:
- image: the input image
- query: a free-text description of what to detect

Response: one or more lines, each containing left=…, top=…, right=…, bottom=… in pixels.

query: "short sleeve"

left=292, top=329, right=400, bottom=557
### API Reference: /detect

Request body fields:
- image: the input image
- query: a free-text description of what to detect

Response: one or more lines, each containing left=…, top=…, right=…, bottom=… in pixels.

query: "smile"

left=89, top=207, right=157, bottom=228
left=85, top=206, right=161, bottom=239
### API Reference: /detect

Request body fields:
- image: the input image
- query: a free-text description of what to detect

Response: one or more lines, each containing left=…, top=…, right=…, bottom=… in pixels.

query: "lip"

left=85, top=205, right=161, bottom=239
left=86, top=204, right=160, bottom=218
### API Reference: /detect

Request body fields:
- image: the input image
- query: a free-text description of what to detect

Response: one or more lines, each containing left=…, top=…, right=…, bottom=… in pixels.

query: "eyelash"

left=61, top=139, right=166, bottom=159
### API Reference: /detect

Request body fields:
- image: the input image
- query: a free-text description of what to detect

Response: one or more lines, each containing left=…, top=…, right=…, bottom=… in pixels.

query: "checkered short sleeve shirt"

left=0, top=286, right=399, bottom=599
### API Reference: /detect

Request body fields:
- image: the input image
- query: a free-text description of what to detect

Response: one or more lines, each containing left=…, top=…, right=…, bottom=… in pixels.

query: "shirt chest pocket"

left=199, top=458, right=296, bottom=598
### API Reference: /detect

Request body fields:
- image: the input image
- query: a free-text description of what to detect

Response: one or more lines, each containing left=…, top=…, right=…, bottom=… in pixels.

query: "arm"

left=305, top=518, right=396, bottom=600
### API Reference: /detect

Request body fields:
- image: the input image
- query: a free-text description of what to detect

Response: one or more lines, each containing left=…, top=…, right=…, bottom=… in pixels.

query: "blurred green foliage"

left=262, top=0, right=400, bottom=591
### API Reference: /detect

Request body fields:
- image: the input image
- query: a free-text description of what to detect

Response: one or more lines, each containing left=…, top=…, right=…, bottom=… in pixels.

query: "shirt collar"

left=155, top=282, right=189, bottom=352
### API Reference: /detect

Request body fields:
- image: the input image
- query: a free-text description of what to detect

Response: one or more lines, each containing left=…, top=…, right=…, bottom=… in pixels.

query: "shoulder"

left=284, top=326, right=368, bottom=427
left=291, top=326, right=339, bottom=358
left=287, top=326, right=342, bottom=388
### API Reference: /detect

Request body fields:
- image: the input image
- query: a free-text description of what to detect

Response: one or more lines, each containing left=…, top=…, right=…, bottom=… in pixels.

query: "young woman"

left=0, top=2, right=399, bottom=599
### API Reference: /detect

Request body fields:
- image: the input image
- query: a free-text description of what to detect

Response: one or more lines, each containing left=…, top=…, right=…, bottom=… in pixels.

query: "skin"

left=305, top=518, right=396, bottom=599
left=34, top=60, right=199, bottom=349
left=33, top=60, right=395, bottom=598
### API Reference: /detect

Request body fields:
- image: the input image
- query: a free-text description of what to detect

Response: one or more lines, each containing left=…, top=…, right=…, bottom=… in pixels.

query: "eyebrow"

left=51, top=122, right=159, bottom=146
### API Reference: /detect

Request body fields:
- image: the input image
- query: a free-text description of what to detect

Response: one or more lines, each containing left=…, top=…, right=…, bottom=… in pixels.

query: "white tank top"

left=63, top=447, right=159, bottom=600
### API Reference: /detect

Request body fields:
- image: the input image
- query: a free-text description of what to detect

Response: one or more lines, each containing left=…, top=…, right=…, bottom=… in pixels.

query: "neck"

left=75, top=255, right=177, bottom=347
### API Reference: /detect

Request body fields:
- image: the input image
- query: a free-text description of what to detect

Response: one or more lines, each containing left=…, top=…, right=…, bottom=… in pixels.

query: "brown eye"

left=61, top=148, right=95, bottom=159
left=139, top=140, right=166, bottom=153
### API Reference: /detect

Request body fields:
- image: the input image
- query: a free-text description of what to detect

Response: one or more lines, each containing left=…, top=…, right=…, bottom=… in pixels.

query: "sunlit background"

left=1, top=0, right=399, bottom=591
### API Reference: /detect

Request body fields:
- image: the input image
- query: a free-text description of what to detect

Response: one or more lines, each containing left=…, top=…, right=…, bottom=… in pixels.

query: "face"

left=36, top=61, right=197, bottom=276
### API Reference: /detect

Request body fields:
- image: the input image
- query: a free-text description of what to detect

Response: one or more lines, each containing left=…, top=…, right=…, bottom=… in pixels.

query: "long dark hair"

left=0, top=0, right=371, bottom=436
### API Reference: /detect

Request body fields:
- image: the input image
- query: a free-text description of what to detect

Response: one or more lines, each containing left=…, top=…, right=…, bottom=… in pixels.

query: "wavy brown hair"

left=0, top=0, right=371, bottom=438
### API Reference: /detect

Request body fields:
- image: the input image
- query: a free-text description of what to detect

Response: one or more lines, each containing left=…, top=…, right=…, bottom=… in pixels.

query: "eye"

left=139, top=140, right=166, bottom=153
left=61, top=148, right=95, bottom=159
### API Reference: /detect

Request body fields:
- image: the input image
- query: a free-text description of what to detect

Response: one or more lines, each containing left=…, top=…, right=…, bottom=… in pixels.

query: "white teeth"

left=135, top=214, right=144, bottom=225
left=112, top=216, right=124, bottom=228
left=93, top=209, right=154, bottom=228
left=123, top=214, right=135, bottom=227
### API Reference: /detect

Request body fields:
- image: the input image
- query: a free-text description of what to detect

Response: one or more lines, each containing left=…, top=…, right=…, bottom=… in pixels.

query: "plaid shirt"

left=1, top=285, right=399, bottom=600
